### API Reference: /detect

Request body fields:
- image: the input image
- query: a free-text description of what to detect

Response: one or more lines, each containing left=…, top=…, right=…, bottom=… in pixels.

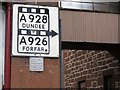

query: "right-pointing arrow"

left=51, top=30, right=58, bottom=37
left=46, top=30, right=58, bottom=37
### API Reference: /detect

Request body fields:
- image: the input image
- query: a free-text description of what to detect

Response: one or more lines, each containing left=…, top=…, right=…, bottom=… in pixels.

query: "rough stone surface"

left=63, top=50, right=120, bottom=89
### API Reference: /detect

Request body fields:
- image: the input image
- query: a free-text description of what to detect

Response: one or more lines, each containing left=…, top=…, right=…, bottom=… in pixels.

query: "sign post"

left=12, top=4, right=59, bottom=57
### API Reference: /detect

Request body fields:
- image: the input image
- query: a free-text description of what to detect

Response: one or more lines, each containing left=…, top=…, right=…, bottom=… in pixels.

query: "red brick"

left=62, top=50, right=120, bottom=88
left=86, top=80, right=91, bottom=87
left=94, top=72, right=98, bottom=78
left=97, top=53, right=103, bottom=58
left=65, top=57, right=69, bottom=62
left=87, top=63, right=90, bottom=69
left=95, top=51, right=100, bottom=54
left=90, top=51, right=95, bottom=56
left=98, top=61, right=102, bottom=66
left=83, top=70, right=87, bottom=75
left=78, top=51, right=82, bottom=56
left=94, top=67, right=99, bottom=71
left=106, top=58, right=113, bottom=64
left=80, top=55, right=85, bottom=60
left=84, top=59, right=87, bottom=63
left=104, top=53, right=111, bottom=58
left=63, top=51, right=68, bottom=58
left=97, top=77, right=103, bottom=86
left=100, top=65, right=108, bottom=70
left=93, top=61, right=97, bottom=67
left=68, top=51, right=72, bottom=56
left=82, top=50, right=87, bottom=54
left=92, top=81, right=97, bottom=87
left=88, top=69, right=92, bottom=74
left=75, top=53, right=78, bottom=57
left=103, top=60, right=106, bottom=65
left=70, top=55, right=75, bottom=59
left=109, top=62, right=115, bottom=67
left=91, top=64, right=94, bottom=68
left=72, top=50, right=77, bottom=54
left=88, top=57, right=92, bottom=61
left=76, top=62, right=80, bottom=66
left=86, top=75, right=91, bottom=79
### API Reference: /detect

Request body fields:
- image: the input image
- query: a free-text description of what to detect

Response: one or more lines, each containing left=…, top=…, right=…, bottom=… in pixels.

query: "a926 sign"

left=19, top=36, right=48, bottom=53
left=12, top=4, right=59, bottom=57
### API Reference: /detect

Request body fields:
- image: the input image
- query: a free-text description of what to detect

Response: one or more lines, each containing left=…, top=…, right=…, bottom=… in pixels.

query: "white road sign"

left=12, top=4, right=59, bottom=57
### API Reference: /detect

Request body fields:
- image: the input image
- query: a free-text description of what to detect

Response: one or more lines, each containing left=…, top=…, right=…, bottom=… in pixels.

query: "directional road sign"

left=12, top=4, right=59, bottom=57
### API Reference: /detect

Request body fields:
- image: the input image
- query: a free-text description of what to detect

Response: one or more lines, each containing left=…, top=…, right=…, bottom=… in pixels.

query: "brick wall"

left=62, top=50, right=120, bottom=89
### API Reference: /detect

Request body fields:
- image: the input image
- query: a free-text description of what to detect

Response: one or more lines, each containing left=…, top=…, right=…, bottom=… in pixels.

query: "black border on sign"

left=17, top=6, right=50, bottom=54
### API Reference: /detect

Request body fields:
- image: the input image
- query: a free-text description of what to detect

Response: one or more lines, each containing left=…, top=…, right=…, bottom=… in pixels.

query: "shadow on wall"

left=62, top=41, right=120, bottom=64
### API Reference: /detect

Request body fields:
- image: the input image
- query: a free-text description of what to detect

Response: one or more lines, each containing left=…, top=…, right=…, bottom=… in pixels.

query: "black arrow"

left=46, top=30, right=58, bottom=37
left=18, top=29, right=58, bottom=37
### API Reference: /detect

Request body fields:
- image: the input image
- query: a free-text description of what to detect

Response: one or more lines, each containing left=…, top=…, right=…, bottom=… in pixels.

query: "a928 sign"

left=12, top=4, right=59, bottom=57
left=17, top=7, right=50, bottom=54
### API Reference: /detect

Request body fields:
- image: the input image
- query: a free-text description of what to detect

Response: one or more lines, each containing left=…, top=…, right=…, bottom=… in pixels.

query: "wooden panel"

left=60, top=10, right=119, bottom=43
left=11, top=57, right=60, bottom=88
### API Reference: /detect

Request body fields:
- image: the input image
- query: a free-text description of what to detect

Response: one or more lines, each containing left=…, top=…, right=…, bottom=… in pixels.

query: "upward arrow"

left=47, top=30, right=58, bottom=37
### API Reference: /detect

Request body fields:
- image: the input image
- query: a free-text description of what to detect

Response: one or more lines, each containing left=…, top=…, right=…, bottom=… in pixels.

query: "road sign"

left=12, top=4, right=59, bottom=57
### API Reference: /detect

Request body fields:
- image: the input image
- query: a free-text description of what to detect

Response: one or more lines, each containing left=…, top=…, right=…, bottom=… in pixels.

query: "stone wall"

left=62, top=50, right=120, bottom=89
